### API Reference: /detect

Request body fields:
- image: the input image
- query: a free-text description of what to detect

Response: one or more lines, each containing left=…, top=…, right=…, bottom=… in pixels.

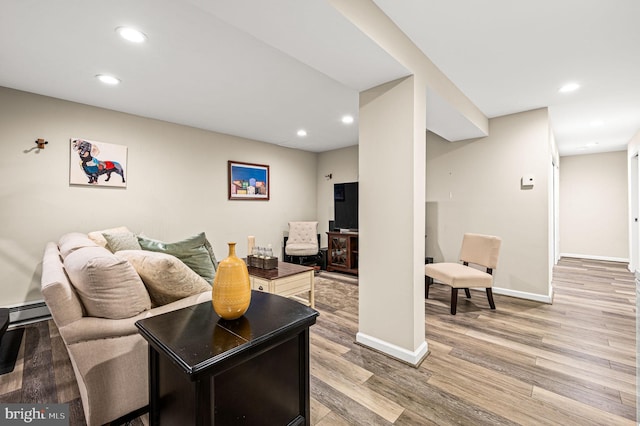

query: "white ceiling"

left=376, top=0, right=640, bottom=156
left=1, top=0, right=638, bottom=156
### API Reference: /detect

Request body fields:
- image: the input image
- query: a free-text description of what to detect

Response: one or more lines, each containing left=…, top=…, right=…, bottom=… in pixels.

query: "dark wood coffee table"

left=136, top=291, right=318, bottom=425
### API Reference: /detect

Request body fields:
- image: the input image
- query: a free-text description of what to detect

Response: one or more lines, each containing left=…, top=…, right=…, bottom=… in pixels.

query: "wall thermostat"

left=521, top=174, right=535, bottom=187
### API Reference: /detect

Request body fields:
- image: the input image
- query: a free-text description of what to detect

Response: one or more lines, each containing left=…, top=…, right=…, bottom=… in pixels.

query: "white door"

left=630, top=153, right=639, bottom=272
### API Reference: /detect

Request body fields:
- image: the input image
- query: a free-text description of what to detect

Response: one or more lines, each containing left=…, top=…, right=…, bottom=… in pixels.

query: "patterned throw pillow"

left=116, top=250, right=211, bottom=307
left=102, top=231, right=141, bottom=252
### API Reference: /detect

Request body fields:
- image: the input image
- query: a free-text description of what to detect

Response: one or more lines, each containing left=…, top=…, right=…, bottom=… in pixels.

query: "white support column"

left=357, top=76, right=427, bottom=366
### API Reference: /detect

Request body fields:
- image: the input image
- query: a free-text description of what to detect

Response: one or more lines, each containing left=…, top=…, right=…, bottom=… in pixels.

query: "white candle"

left=248, top=236, right=255, bottom=256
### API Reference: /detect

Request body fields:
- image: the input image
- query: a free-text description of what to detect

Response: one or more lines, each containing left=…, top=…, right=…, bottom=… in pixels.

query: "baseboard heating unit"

left=7, top=301, right=51, bottom=327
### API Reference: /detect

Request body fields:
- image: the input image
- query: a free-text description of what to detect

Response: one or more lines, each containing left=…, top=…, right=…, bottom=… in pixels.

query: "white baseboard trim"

left=491, top=286, right=553, bottom=304
left=356, top=332, right=428, bottom=367
left=433, top=281, right=554, bottom=304
left=560, top=253, right=629, bottom=263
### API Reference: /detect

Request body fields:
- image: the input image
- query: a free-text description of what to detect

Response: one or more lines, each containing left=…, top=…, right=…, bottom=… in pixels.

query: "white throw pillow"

left=64, top=246, right=151, bottom=319
left=115, top=250, right=211, bottom=307
left=59, top=233, right=99, bottom=258
left=87, top=226, right=130, bottom=247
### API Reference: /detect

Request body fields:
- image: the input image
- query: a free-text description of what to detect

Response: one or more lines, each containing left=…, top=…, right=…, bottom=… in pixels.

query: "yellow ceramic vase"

left=212, top=242, right=251, bottom=320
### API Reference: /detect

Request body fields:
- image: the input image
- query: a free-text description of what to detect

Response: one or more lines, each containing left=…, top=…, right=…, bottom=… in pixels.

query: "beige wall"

left=426, top=108, right=553, bottom=299
left=316, top=145, right=358, bottom=247
left=559, top=151, right=628, bottom=261
left=0, top=87, right=318, bottom=307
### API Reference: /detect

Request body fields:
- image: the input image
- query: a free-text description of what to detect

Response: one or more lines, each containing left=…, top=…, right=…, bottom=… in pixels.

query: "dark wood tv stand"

left=326, top=232, right=358, bottom=275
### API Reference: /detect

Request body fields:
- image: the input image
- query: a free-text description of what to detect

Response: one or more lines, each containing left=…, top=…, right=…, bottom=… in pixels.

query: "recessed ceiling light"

left=559, top=82, right=580, bottom=93
left=96, top=74, right=120, bottom=85
left=297, top=129, right=307, bottom=137
left=116, top=26, right=147, bottom=43
left=341, top=115, right=354, bottom=124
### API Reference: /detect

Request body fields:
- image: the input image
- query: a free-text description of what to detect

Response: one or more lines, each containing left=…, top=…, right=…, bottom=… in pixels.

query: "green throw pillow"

left=137, top=232, right=218, bottom=283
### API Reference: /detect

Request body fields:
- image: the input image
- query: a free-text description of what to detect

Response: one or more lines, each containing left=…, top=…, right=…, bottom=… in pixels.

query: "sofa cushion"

left=137, top=232, right=217, bottom=283
left=103, top=230, right=141, bottom=252
left=424, top=262, right=493, bottom=289
left=64, top=246, right=151, bottom=319
left=115, top=250, right=211, bottom=307
left=59, top=232, right=99, bottom=258
left=87, top=226, right=130, bottom=248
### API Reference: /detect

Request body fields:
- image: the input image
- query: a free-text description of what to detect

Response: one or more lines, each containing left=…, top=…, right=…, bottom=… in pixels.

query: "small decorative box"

left=249, top=255, right=262, bottom=268
left=262, top=256, right=278, bottom=270
left=247, top=255, right=278, bottom=270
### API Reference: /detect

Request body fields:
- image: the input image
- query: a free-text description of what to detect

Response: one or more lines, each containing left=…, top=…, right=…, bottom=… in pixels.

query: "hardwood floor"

left=312, top=259, right=636, bottom=425
left=0, top=258, right=636, bottom=425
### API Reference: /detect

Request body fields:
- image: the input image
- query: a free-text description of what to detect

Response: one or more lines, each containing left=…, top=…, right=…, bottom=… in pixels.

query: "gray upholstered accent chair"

left=284, top=221, right=320, bottom=265
left=424, top=233, right=502, bottom=315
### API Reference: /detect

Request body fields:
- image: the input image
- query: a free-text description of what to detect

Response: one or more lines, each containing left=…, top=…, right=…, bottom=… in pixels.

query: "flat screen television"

left=333, top=182, right=358, bottom=231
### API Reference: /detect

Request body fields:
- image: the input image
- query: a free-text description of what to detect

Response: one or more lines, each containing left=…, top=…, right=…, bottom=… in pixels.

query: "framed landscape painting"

left=69, top=138, right=127, bottom=188
left=228, top=161, right=269, bottom=200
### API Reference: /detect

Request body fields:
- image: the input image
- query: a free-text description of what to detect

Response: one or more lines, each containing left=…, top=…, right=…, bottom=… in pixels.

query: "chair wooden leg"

left=464, top=288, right=471, bottom=298
left=425, top=276, right=433, bottom=299
left=450, top=288, right=458, bottom=315
left=486, top=288, right=496, bottom=309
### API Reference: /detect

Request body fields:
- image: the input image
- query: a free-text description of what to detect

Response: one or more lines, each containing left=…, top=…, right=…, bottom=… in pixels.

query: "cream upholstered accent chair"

left=284, top=221, right=320, bottom=265
left=425, top=233, right=502, bottom=315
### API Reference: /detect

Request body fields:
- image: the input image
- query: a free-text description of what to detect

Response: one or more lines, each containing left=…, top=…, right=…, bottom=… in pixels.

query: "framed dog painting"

left=69, top=138, right=128, bottom=188
left=228, top=161, right=269, bottom=200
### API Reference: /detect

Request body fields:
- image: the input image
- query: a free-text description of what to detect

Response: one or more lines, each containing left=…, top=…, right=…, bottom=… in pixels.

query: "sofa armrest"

left=41, top=242, right=85, bottom=328
left=59, top=291, right=211, bottom=345
left=59, top=316, right=140, bottom=345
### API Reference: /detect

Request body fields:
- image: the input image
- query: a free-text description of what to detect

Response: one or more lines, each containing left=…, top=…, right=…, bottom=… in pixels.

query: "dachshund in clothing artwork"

left=71, top=139, right=126, bottom=185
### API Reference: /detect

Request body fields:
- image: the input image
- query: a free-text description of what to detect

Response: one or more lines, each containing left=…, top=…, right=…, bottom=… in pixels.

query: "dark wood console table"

left=135, top=291, right=319, bottom=425
left=326, top=232, right=358, bottom=275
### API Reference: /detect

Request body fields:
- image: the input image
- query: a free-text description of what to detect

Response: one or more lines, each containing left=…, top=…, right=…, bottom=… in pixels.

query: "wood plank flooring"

left=0, top=258, right=636, bottom=425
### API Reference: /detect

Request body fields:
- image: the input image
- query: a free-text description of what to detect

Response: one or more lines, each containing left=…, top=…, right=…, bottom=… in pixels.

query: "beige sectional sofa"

left=41, top=231, right=214, bottom=426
